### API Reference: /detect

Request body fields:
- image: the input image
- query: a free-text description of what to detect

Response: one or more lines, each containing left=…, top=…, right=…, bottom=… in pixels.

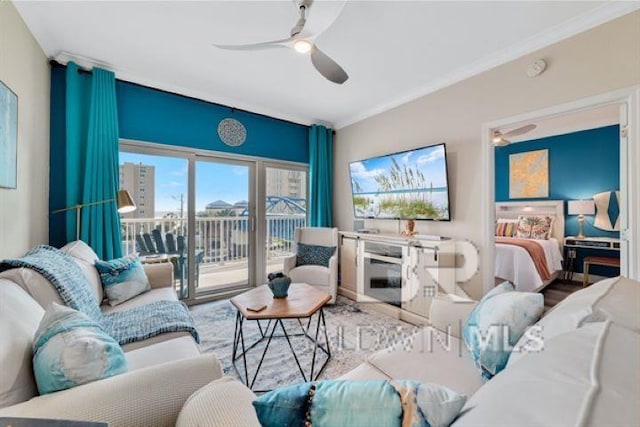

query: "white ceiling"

left=14, top=1, right=638, bottom=129
left=502, top=103, right=620, bottom=144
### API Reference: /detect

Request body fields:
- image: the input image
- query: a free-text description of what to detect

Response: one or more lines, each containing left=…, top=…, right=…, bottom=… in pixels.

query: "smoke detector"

left=526, top=59, right=547, bottom=78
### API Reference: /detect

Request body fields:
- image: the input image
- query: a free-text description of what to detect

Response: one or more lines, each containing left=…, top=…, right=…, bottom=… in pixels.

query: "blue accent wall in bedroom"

left=495, top=125, right=620, bottom=238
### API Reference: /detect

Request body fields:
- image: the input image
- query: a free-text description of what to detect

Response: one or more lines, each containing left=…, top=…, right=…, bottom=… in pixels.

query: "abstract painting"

left=0, top=80, right=18, bottom=189
left=509, top=149, right=548, bottom=198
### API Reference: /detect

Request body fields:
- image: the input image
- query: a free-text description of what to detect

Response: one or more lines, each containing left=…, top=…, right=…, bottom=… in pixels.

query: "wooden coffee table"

left=230, top=283, right=332, bottom=391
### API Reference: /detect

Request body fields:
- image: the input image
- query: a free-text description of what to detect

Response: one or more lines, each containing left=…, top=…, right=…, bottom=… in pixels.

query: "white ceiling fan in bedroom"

left=212, top=0, right=349, bottom=85
left=492, top=124, right=537, bottom=146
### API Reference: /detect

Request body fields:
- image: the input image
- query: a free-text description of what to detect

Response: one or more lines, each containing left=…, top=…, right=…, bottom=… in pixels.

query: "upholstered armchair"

left=283, top=227, right=339, bottom=303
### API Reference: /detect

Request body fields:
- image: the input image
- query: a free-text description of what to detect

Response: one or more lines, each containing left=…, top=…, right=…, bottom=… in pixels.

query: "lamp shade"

left=568, top=200, right=595, bottom=216
left=117, top=189, right=136, bottom=213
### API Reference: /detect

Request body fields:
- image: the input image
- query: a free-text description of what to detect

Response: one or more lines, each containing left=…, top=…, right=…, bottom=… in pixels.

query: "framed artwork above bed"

left=509, top=149, right=549, bottom=199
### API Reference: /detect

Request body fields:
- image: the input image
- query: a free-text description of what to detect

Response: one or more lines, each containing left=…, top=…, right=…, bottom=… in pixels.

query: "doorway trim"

left=481, top=85, right=640, bottom=296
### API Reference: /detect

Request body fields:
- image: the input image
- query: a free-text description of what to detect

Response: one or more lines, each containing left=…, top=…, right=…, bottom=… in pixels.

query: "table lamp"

left=52, top=189, right=137, bottom=240
left=568, top=200, right=595, bottom=239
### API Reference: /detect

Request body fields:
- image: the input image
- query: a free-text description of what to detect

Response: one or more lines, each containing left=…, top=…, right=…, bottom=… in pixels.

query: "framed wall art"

left=0, top=80, right=18, bottom=189
left=509, top=149, right=548, bottom=198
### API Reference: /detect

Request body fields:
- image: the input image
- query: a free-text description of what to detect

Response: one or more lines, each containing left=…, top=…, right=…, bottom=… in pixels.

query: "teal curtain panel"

left=50, top=63, right=122, bottom=259
left=308, top=124, right=333, bottom=227
left=80, top=68, right=123, bottom=260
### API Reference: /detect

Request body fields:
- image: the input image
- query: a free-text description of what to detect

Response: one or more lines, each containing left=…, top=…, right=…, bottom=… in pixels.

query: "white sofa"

left=177, top=276, right=640, bottom=426
left=0, top=241, right=223, bottom=426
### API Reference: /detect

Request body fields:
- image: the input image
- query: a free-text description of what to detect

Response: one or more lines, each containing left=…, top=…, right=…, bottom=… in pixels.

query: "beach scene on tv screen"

left=350, top=144, right=449, bottom=220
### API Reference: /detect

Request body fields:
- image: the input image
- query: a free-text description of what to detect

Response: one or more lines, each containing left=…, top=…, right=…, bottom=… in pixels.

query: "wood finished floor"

left=541, top=280, right=583, bottom=310
left=495, top=277, right=583, bottom=310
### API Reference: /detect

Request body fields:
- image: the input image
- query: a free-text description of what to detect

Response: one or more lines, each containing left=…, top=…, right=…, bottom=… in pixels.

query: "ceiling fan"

left=212, top=0, right=348, bottom=85
left=492, top=124, right=537, bottom=146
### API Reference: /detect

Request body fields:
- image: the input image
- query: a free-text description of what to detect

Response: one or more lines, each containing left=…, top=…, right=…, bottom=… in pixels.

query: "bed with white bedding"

left=495, top=237, right=564, bottom=292
left=494, top=201, right=565, bottom=292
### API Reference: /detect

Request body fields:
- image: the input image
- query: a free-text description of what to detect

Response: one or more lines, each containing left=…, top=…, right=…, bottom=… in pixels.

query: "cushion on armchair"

left=295, top=242, right=336, bottom=268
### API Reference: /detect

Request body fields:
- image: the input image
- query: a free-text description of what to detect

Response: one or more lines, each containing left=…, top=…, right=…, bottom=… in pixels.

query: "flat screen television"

left=349, top=143, right=451, bottom=220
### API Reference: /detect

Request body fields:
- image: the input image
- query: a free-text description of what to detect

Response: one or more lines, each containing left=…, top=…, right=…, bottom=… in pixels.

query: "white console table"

left=339, top=231, right=457, bottom=324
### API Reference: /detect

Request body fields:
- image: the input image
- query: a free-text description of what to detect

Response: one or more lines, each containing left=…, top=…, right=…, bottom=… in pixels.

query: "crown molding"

left=334, top=2, right=639, bottom=130
left=53, top=52, right=318, bottom=127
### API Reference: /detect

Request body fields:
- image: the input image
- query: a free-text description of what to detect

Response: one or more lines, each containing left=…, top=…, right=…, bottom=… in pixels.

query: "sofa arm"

left=177, top=377, right=260, bottom=427
left=0, top=355, right=223, bottom=427
left=430, top=294, right=477, bottom=338
left=283, top=254, right=297, bottom=274
left=144, top=262, right=174, bottom=289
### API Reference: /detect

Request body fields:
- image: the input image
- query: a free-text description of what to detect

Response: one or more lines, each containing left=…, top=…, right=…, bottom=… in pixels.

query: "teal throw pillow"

left=252, top=379, right=465, bottom=427
left=295, top=243, right=336, bottom=267
left=33, top=303, right=127, bottom=395
left=463, top=281, right=544, bottom=379
left=252, top=382, right=312, bottom=427
left=95, top=255, right=150, bottom=306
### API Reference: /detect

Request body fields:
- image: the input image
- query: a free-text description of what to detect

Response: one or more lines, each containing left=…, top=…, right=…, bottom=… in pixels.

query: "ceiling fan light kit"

left=294, top=39, right=313, bottom=54
left=212, top=0, right=348, bottom=84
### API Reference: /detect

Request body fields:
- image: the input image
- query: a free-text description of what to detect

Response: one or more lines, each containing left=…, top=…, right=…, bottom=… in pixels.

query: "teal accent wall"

left=116, top=81, right=309, bottom=163
left=495, top=125, right=620, bottom=276
left=49, top=63, right=309, bottom=247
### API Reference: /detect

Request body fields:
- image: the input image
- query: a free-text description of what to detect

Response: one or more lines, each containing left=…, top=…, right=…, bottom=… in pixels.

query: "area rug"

left=190, top=296, right=416, bottom=390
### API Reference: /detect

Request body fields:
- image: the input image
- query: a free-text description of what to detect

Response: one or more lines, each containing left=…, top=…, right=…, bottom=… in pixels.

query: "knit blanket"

left=0, top=245, right=199, bottom=344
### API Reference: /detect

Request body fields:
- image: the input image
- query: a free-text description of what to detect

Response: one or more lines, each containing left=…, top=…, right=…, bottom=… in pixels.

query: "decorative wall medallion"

left=217, top=118, right=247, bottom=147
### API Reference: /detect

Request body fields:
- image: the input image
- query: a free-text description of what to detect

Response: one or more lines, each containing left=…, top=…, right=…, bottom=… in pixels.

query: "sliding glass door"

left=263, top=164, right=308, bottom=281
left=118, top=150, right=192, bottom=298
left=120, top=141, right=307, bottom=303
left=193, top=157, right=254, bottom=296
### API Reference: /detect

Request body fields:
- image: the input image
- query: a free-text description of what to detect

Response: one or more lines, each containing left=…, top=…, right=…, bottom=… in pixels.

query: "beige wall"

left=334, top=12, right=640, bottom=300
left=0, top=1, right=50, bottom=258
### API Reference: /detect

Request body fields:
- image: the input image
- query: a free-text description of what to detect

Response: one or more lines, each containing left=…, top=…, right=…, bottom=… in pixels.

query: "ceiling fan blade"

left=213, top=38, right=293, bottom=51
left=502, top=124, right=537, bottom=138
left=310, top=45, right=348, bottom=84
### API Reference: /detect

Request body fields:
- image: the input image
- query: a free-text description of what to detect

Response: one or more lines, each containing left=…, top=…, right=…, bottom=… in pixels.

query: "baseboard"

left=338, top=287, right=358, bottom=301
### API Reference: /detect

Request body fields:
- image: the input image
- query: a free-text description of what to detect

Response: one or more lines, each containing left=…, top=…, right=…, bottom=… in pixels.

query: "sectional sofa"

left=177, top=276, right=640, bottom=426
left=0, top=241, right=223, bottom=426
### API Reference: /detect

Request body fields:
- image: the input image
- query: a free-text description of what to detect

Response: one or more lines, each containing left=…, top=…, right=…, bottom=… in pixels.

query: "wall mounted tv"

left=349, top=143, right=451, bottom=221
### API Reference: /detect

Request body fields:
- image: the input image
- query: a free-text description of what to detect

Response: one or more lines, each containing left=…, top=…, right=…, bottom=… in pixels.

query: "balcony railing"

left=121, top=215, right=306, bottom=266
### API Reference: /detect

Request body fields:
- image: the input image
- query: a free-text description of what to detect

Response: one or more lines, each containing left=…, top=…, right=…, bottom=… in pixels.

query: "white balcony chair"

left=283, top=227, right=339, bottom=303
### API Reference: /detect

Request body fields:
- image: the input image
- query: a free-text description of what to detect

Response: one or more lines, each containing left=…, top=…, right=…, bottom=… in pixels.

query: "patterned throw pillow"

left=95, top=255, right=151, bottom=306
left=495, top=219, right=518, bottom=237
left=295, top=243, right=336, bottom=267
left=33, top=303, right=127, bottom=394
left=253, top=379, right=466, bottom=427
left=463, top=282, right=544, bottom=379
left=515, top=215, right=555, bottom=239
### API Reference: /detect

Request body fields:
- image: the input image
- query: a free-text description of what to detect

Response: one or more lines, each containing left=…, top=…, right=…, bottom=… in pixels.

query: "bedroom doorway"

left=481, top=86, right=640, bottom=296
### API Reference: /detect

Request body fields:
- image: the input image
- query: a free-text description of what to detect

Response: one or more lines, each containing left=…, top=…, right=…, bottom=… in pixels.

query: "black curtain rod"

left=49, top=60, right=333, bottom=132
